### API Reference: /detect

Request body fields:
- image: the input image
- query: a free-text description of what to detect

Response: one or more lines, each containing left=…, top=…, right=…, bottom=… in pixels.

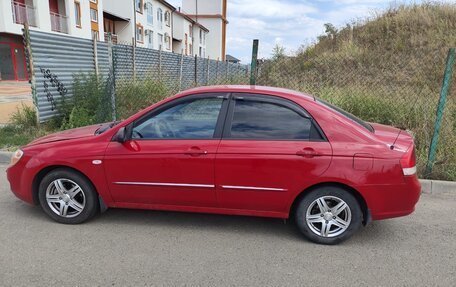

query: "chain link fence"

left=255, top=47, right=456, bottom=181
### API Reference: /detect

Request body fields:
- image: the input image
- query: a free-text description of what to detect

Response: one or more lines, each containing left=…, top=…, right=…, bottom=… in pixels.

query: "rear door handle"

left=296, top=148, right=320, bottom=158
left=184, top=146, right=208, bottom=156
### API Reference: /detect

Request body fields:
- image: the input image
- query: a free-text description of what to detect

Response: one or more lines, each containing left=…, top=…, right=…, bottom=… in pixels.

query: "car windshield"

left=95, top=121, right=122, bottom=135
left=317, top=99, right=374, bottom=133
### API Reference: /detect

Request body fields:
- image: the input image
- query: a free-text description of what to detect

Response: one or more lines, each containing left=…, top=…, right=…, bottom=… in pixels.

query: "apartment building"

left=103, top=0, right=174, bottom=51
left=182, top=0, right=227, bottom=61
left=0, top=0, right=227, bottom=81
left=172, top=9, right=207, bottom=57
left=0, top=0, right=104, bottom=81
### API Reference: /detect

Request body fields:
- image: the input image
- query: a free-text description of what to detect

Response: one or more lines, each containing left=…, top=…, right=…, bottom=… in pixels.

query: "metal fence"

left=252, top=44, right=456, bottom=181
left=24, top=29, right=249, bottom=122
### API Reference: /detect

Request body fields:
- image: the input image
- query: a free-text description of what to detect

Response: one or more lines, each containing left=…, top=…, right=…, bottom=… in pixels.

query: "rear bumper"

left=361, top=175, right=421, bottom=221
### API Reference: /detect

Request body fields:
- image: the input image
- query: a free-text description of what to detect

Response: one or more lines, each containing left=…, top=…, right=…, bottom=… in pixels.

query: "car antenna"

left=390, top=129, right=402, bottom=150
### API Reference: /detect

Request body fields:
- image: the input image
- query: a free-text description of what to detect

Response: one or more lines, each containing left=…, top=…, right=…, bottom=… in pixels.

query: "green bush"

left=116, top=78, right=170, bottom=119
left=10, top=103, right=38, bottom=129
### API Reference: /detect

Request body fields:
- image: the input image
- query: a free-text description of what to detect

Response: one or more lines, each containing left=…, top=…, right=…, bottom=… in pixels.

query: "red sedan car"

left=6, top=85, right=420, bottom=244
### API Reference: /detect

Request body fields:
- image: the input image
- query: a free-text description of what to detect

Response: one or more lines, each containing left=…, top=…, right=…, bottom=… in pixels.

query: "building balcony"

left=12, top=1, right=37, bottom=26
left=50, top=12, right=68, bottom=34
left=104, top=32, right=118, bottom=44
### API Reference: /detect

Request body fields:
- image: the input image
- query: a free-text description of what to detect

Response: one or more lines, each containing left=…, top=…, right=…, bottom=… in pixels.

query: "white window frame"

left=146, top=2, right=153, bottom=25
left=90, top=8, right=98, bottom=23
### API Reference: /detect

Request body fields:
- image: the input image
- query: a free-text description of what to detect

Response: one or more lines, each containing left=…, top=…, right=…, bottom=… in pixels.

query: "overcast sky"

left=167, top=0, right=439, bottom=63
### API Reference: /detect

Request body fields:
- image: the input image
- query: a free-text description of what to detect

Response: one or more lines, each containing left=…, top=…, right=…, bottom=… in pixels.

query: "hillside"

left=256, top=2, right=456, bottom=180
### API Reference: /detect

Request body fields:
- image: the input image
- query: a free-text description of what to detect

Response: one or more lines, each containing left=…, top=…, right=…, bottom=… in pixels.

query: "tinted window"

left=229, top=100, right=312, bottom=140
left=317, top=99, right=374, bottom=133
left=133, top=97, right=223, bottom=139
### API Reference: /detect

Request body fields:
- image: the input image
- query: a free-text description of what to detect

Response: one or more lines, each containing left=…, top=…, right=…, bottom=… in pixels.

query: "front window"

left=147, top=30, right=153, bottom=48
left=227, top=98, right=315, bottom=140
left=317, top=99, right=374, bottom=132
left=90, top=8, right=97, bottom=22
left=136, top=24, right=144, bottom=43
left=132, top=97, right=224, bottom=139
left=135, top=0, right=143, bottom=13
left=146, top=2, right=153, bottom=25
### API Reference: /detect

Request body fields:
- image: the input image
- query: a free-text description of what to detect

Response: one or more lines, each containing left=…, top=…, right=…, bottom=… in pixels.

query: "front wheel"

left=295, top=186, right=362, bottom=245
left=38, top=168, right=99, bottom=224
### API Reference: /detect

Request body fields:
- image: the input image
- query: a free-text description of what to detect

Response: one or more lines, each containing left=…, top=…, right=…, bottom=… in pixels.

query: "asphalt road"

left=1, top=164, right=455, bottom=286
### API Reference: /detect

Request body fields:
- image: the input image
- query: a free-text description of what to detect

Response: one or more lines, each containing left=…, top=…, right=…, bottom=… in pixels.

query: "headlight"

left=10, top=149, right=24, bottom=167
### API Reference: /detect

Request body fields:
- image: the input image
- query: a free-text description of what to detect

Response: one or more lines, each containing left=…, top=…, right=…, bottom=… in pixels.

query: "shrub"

left=10, top=103, right=38, bottom=129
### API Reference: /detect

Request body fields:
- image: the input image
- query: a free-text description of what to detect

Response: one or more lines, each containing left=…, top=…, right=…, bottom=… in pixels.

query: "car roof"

left=179, top=85, right=316, bottom=102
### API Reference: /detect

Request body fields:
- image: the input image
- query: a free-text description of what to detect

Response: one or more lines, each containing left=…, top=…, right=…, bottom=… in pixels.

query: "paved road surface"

left=0, top=164, right=455, bottom=286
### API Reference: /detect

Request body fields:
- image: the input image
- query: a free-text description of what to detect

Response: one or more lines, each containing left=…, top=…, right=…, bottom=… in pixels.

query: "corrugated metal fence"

left=25, top=30, right=249, bottom=122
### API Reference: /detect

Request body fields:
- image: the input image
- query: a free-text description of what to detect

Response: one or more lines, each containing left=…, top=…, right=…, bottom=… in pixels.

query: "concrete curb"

left=0, top=151, right=454, bottom=194
left=0, top=151, right=12, bottom=164
left=419, top=179, right=456, bottom=194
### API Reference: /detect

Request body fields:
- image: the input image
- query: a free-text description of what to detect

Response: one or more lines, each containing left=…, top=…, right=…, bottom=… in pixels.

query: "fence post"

left=206, top=56, right=210, bottom=85
left=194, top=55, right=198, bottom=86
left=425, top=48, right=456, bottom=175
left=179, top=49, right=184, bottom=91
left=158, top=46, right=162, bottom=81
left=250, top=39, right=259, bottom=85
left=23, top=23, right=39, bottom=125
left=107, top=32, right=116, bottom=121
left=132, top=37, right=136, bottom=81
left=93, top=35, right=99, bottom=78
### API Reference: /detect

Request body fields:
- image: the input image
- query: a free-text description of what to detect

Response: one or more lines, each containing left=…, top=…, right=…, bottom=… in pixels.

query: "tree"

left=271, top=44, right=286, bottom=60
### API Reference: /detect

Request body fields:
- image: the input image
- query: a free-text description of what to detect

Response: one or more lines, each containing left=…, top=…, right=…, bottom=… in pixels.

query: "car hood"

left=27, top=124, right=101, bottom=146
left=370, top=123, right=414, bottom=151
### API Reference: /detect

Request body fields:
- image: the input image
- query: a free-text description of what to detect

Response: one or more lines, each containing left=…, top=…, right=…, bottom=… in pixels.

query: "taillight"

left=400, top=147, right=416, bottom=176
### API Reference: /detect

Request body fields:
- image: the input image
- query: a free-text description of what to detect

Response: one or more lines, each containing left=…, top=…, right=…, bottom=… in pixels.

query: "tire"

left=38, top=168, right=99, bottom=224
left=295, top=186, right=362, bottom=245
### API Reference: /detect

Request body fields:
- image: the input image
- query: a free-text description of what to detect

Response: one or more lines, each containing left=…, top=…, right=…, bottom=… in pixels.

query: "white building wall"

left=182, top=0, right=222, bottom=15
left=0, top=0, right=96, bottom=40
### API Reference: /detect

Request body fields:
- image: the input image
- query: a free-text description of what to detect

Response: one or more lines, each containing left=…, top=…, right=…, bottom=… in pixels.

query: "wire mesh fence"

left=255, top=47, right=456, bottom=181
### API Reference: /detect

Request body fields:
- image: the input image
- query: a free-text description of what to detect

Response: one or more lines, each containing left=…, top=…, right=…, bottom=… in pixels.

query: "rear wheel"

left=295, top=186, right=362, bottom=244
left=38, top=169, right=99, bottom=224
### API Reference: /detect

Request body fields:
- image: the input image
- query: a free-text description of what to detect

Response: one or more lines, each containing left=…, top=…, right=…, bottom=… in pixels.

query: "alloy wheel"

left=306, top=196, right=352, bottom=238
left=45, top=178, right=86, bottom=218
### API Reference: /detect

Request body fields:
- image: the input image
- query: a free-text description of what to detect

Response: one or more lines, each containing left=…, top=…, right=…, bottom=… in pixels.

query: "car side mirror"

left=113, top=127, right=127, bottom=143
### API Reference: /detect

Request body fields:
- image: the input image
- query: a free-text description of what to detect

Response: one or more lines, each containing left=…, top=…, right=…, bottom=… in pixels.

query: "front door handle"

left=296, top=147, right=320, bottom=158
left=184, top=146, right=208, bottom=156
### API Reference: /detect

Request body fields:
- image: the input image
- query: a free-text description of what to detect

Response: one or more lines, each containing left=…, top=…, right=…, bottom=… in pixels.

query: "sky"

left=167, top=0, right=439, bottom=63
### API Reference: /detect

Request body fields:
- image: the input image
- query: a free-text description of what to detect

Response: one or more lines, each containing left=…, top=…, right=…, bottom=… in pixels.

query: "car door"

left=104, top=93, right=229, bottom=207
left=215, top=93, right=332, bottom=213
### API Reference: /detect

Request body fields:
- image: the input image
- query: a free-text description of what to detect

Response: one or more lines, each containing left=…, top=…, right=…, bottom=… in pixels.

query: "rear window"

left=317, top=99, right=374, bottom=133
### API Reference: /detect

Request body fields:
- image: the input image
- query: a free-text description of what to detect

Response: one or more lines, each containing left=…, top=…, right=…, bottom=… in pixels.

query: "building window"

left=91, top=30, right=99, bottom=40
left=158, top=33, right=163, bottom=50
left=146, top=2, right=153, bottom=25
left=135, top=0, right=143, bottom=13
left=146, top=30, right=153, bottom=48
left=136, top=24, right=144, bottom=43
left=90, top=8, right=98, bottom=22
left=189, top=43, right=193, bottom=55
left=189, top=25, right=193, bottom=37
left=164, top=11, right=170, bottom=26
left=165, top=34, right=170, bottom=50
left=74, top=1, right=81, bottom=27
left=157, top=8, right=163, bottom=29
left=89, top=0, right=97, bottom=3
left=199, top=30, right=202, bottom=42
left=199, top=47, right=202, bottom=57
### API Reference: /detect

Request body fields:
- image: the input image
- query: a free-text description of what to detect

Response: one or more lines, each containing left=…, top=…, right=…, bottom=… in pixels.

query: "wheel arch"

left=289, top=182, right=370, bottom=225
left=32, top=165, right=107, bottom=212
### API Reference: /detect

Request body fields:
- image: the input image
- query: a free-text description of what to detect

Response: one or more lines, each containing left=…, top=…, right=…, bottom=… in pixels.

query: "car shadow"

left=14, top=202, right=393, bottom=245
